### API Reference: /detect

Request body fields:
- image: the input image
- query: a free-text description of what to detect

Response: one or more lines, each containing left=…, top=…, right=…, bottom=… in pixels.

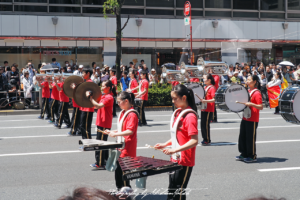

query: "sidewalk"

left=0, top=106, right=173, bottom=116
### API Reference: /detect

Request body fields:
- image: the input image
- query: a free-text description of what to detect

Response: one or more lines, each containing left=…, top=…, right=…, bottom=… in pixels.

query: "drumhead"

left=185, top=83, right=205, bottom=104
left=293, top=88, right=300, bottom=121
left=225, top=84, right=249, bottom=112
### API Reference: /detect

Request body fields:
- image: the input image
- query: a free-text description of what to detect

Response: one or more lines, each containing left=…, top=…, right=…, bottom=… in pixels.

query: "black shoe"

left=138, top=122, right=143, bottom=127
left=67, top=132, right=75, bottom=136
left=142, top=122, right=147, bottom=125
left=38, top=116, right=43, bottom=119
left=76, top=131, right=81, bottom=136
left=45, top=117, right=50, bottom=120
left=64, top=125, right=72, bottom=129
left=54, top=124, right=61, bottom=129
left=274, top=112, right=280, bottom=115
left=113, top=115, right=118, bottom=118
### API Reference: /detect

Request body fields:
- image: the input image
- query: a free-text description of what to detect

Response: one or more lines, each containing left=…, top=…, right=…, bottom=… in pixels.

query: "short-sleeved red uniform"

left=96, top=93, right=114, bottom=129
left=41, top=82, right=50, bottom=98
left=140, top=79, right=149, bottom=101
left=80, top=79, right=95, bottom=112
left=129, top=79, right=138, bottom=94
left=57, top=82, right=69, bottom=103
left=51, top=83, right=60, bottom=101
left=243, top=89, right=262, bottom=122
left=190, top=78, right=200, bottom=83
left=119, top=108, right=139, bottom=158
left=72, top=99, right=79, bottom=108
left=212, top=75, right=220, bottom=90
left=202, top=85, right=216, bottom=113
left=170, top=107, right=198, bottom=167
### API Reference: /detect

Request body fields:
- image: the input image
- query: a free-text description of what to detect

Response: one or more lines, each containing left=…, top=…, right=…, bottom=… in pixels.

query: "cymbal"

left=73, top=82, right=101, bottom=108
left=63, top=75, right=84, bottom=98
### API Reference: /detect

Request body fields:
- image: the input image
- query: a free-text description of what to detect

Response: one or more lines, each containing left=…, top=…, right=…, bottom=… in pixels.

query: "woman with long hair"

left=155, top=84, right=198, bottom=200
left=267, top=71, right=282, bottom=114
left=236, top=75, right=263, bottom=163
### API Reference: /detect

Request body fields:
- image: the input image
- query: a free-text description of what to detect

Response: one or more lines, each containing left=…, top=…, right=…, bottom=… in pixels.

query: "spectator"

left=0, top=66, right=8, bottom=105
left=92, top=62, right=96, bottom=69
left=52, top=58, right=61, bottom=70
left=230, top=71, right=241, bottom=84
left=4, top=61, right=8, bottom=69
left=65, top=61, right=69, bottom=68
left=103, top=65, right=110, bottom=77
left=101, top=69, right=110, bottom=82
left=61, top=67, right=67, bottom=73
left=141, top=59, right=146, bottom=69
left=4, top=66, right=11, bottom=77
left=260, top=73, right=268, bottom=107
left=138, top=64, right=143, bottom=80
left=241, top=70, right=248, bottom=84
left=8, top=79, right=19, bottom=100
left=266, top=67, right=273, bottom=82
left=96, top=67, right=101, bottom=80
left=67, top=66, right=72, bottom=73
left=12, top=63, right=19, bottom=73
left=74, top=65, right=83, bottom=75
left=293, top=64, right=300, bottom=80
left=27, top=62, right=35, bottom=81
left=228, top=64, right=234, bottom=79
left=23, top=70, right=33, bottom=107
left=284, top=67, right=295, bottom=86
left=91, top=68, right=100, bottom=85
left=149, top=68, right=158, bottom=85
left=7, top=65, right=20, bottom=89
left=129, top=61, right=135, bottom=69
left=120, top=71, right=130, bottom=91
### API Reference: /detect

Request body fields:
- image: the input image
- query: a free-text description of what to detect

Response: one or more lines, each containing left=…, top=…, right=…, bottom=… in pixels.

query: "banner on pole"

left=184, top=17, right=191, bottom=25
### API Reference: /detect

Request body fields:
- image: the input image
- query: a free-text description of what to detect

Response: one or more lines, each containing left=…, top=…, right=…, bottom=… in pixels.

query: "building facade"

left=0, top=0, right=300, bottom=69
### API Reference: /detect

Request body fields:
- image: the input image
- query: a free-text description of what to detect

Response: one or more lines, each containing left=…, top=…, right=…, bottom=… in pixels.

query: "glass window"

left=288, top=13, right=300, bottom=18
left=49, top=0, right=80, bottom=4
left=146, top=9, right=174, bottom=15
left=260, top=12, right=285, bottom=18
left=176, top=10, right=203, bottom=16
left=49, top=6, right=80, bottom=13
left=122, top=9, right=144, bottom=15
left=288, top=0, right=300, bottom=10
left=233, top=0, right=258, bottom=9
left=82, top=0, right=104, bottom=5
left=261, top=0, right=285, bottom=11
left=82, top=7, right=103, bottom=13
left=205, top=0, right=231, bottom=8
left=176, top=0, right=203, bottom=8
left=77, top=47, right=103, bottom=67
left=233, top=12, right=258, bottom=18
left=0, top=0, right=12, bottom=2
left=14, top=5, right=47, bottom=12
left=14, top=0, right=47, bottom=2
left=0, top=5, right=12, bottom=11
left=124, top=0, right=144, bottom=6
left=146, top=0, right=174, bottom=7
left=205, top=11, right=231, bottom=17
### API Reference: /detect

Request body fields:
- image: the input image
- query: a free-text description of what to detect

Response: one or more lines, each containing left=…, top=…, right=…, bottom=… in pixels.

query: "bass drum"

left=279, top=85, right=300, bottom=124
left=215, top=84, right=249, bottom=112
left=184, top=83, right=205, bottom=105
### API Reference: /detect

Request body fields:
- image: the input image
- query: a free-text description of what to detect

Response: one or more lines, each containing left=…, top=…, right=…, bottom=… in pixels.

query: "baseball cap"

left=79, top=65, right=84, bottom=69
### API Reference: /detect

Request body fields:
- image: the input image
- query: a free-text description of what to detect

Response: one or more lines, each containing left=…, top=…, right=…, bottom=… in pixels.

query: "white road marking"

left=0, top=150, right=80, bottom=157
left=258, top=167, right=300, bottom=172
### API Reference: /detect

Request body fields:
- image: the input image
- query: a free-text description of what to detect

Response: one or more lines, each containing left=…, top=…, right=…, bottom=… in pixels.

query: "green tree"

left=103, top=0, right=130, bottom=80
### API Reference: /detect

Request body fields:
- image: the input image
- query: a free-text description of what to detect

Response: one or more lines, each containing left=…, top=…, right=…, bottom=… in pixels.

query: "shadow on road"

left=145, top=124, right=167, bottom=127
left=133, top=194, right=168, bottom=200
left=256, top=157, right=288, bottom=163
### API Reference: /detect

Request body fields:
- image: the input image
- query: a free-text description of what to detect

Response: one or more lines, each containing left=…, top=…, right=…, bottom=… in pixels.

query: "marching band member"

left=155, top=85, right=198, bottom=200
left=135, top=70, right=149, bottom=126
left=48, top=79, right=60, bottom=123
left=127, top=71, right=138, bottom=94
left=109, top=68, right=118, bottom=117
left=88, top=80, right=115, bottom=169
left=68, top=98, right=81, bottom=136
left=79, top=67, right=94, bottom=139
left=104, top=91, right=139, bottom=190
left=54, top=78, right=71, bottom=129
left=211, top=74, right=220, bottom=123
left=199, top=74, right=216, bottom=145
left=37, top=75, right=51, bottom=120
left=236, top=75, right=263, bottom=163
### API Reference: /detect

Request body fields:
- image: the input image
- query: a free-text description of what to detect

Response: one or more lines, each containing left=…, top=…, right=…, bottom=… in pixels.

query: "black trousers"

left=275, top=106, right=280, bottom=113
left=168, top=166, right=193, bottom=200
left=213, top=106, right=217, bottom=122
left=40, top=97, right=50, bottom=118
left=238, top=120, right=258, bottom=159
left=70, top=107, right=81, bottom=135
left=115, top=160, right=131, bottom=189
left=24, top=98, right=31, bottom=106
left=79, top=111, right=93, bottom=139
left=56, top=101, right=71, bottom=127
left=201, top=111, right=212, bottom=143
left=138, top=100, right=147, bottom=124
left=113, top=97, right=117, bottom=116
left=49, top=99, right=59, bottom=122
left=95, top=126, right=110, bottom=166
left=261, top=86, right=268, bottom=105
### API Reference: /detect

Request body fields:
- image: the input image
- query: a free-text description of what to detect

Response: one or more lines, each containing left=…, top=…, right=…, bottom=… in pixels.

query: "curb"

left=0, top=106, right=173, bottom=116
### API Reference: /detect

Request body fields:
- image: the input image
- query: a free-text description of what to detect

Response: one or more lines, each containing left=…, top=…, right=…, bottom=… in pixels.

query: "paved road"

left=0, top=108, right=299, bottom=200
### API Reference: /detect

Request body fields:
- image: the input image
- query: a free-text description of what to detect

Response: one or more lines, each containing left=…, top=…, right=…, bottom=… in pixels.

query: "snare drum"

left=134, top=98, right=142, bottom=108
left=279, top=85, right=300, bottom=124
left=215, top=84, right=249, bottom=112
left=184, top=83, right=205, bottom=105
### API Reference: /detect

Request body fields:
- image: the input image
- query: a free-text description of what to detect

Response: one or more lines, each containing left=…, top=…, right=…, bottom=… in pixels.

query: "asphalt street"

left=0, top=108, right=299, bottom=200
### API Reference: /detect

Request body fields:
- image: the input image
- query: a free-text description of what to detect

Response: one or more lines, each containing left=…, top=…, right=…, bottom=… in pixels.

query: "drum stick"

left=97, top=129, right=108, bottom=134
left=145, top=144, right=164, bottom=152
left=195, top=93, right=202, bottom=100
left=235, top=101, right=245, bottom=104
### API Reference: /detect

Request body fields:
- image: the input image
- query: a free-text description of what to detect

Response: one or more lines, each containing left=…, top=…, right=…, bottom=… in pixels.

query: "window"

left=82, top=7, right=103, bottom=13
left=205, top=0, right=231, bottom=9
left=288, top=13, right=300, bottom=18
left=124, top=0, right=144, bottom=6
left=288, top=0, right=300, bottom=10
left=233, top=0, right=258, bottom=10
left=261, top=0, right=285, bottom=11
left=146, top=0, right=174, bottom=7
left=176, top=10, right=203, bottom=16
left=260, top=12, right=285, bottom=18
left=14, top=5, right=47, bottom=12
left=176, top=0, right=203, bottom=8
left=49, top=6, right=80, bottom=13
left=0, top=0, right=12, bottom=2
left=0, top=5, right=12, bottom=11
left=14, top=0, right=47, bottom=2
left=49, top=0, right=80, bottom=4
left=205, top=11, right=231, bottom=17
left=82, top=0, right=104, bottom=5
left=122, top=9, right=144, bottom=15
left=233, top=12, right=258, bottom=18
left=146, top=9, right=174, bottom=15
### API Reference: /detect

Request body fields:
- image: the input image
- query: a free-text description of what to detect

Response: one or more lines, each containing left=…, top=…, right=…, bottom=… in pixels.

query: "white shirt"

left=267, top=78, right=281, bottom=88
left=73, top=70, right=81, bottom=75
left=91, top=74, right=100, bottom=84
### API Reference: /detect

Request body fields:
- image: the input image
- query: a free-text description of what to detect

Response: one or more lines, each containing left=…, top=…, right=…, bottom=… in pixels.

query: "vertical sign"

left=184, top=1, right=192, bottom=64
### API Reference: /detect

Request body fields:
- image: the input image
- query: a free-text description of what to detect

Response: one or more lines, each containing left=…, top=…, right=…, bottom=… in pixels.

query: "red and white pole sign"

left=184, top=1, right=193, bottom=64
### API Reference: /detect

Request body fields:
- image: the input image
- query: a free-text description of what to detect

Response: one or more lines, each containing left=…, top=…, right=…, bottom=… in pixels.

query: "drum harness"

left=236, top=89, right=259, bottom=120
